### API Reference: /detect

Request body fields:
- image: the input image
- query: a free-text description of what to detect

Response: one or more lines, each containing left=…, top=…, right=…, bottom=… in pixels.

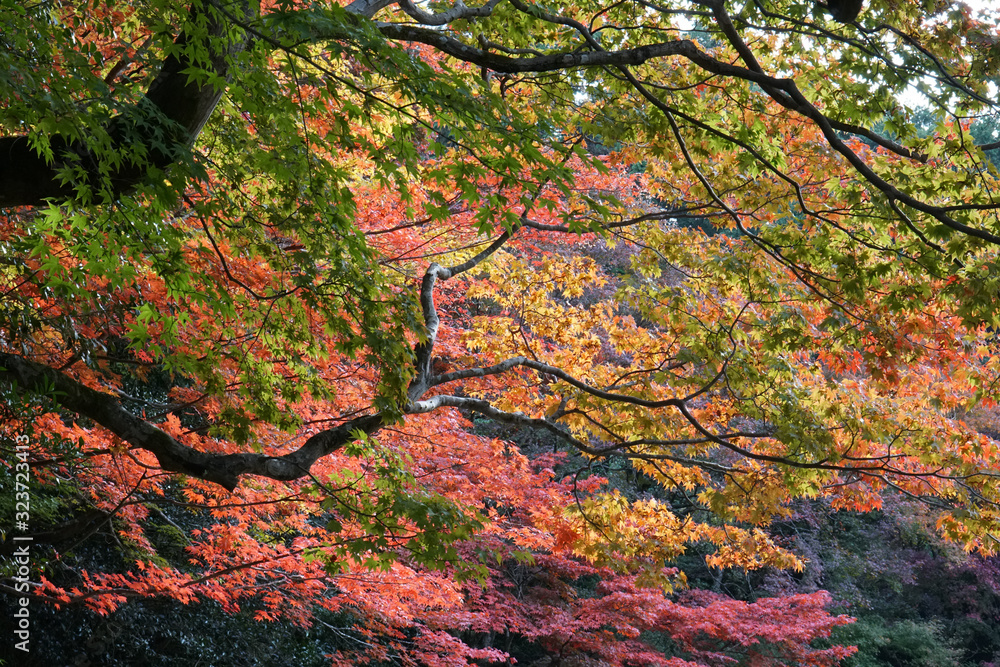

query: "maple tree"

left=2, top=0, right=1000, bottom=663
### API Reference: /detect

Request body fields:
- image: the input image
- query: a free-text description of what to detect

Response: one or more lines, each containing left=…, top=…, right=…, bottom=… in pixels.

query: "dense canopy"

left=2, top=0, right=1000, bottom=664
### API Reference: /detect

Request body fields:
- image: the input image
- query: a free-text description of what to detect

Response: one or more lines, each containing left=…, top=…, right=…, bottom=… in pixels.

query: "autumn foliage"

left=3, top=0, right=1000, bottom=664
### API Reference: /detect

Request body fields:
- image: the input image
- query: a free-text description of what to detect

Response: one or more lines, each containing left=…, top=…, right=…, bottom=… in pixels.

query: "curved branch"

left=429, top=355, right=693, bottom=407
left=376, top=25, right=711, bottom=74
left=398, top=0, right=503, bottom=25
left=409, top=231, right=514, bottom=400
left=345, top=0, right=397, bottom=19
left=0, top=352, right=381, bottom=491
left=407, top=393, right=603, bottom=454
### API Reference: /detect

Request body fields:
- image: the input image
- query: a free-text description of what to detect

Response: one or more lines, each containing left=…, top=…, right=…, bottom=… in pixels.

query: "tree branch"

left=408, top=231, right=514, bottom=401
left=397, top=0, right=503, bottom=25
left=0, top=352, right=381, bottom=491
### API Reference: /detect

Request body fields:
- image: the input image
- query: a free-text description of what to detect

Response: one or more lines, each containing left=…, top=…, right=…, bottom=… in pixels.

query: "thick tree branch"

left=376, top=25, right=706, bottom=74
left=344, top=0, right=397, bottom=19
left=408, top=231, right=513, bottom=401
left=407, top=393, right=602, bottom=454
left=0, top=352, right=381, bottom=491
left=397, top=0, right=503, bottom=25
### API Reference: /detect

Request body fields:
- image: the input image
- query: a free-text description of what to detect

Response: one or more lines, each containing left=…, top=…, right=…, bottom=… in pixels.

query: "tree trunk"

left=0, top=1, right=251, bottom=208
